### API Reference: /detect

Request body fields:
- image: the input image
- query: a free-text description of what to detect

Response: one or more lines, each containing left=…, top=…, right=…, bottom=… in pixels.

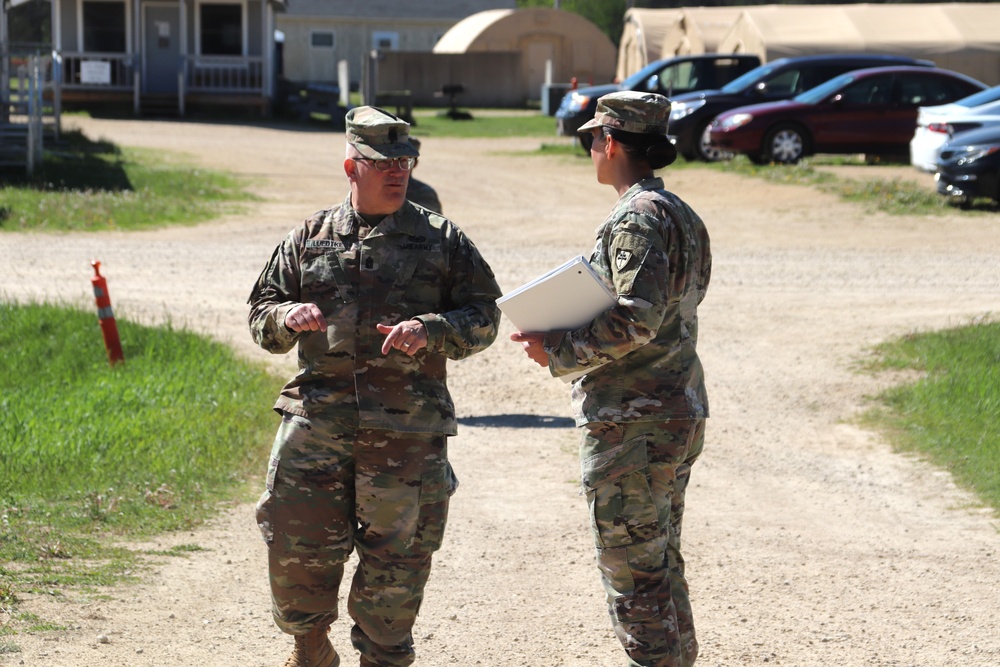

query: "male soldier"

left=249, top=106, right=502, bottom=667
left=404, top=137, right=443, bottom=214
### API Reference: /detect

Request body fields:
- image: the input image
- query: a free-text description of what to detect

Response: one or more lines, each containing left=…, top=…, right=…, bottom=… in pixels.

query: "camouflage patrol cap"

left=578, top=91, right=672, bottom=135
left=345, top=106, right=420, bottom=159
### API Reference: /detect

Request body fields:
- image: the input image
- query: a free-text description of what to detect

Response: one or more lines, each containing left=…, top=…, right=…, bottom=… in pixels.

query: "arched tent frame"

left=615, top=7, right=682, bottom=82
left=434, top=7, right=616, bottom=97
left=718, top=3, right=1000, bottom=86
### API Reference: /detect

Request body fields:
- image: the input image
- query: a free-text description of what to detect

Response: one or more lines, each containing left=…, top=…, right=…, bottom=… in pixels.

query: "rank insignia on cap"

left=615, top=249, right=632, bottom=270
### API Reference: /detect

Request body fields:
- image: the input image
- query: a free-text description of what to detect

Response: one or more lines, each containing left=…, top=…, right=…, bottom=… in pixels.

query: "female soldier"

left=512, top=90, right=711, bottom=667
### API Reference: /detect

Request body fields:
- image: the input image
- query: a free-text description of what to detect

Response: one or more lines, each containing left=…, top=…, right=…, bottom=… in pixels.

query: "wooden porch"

left=50, top=0, right=281, bottom=117
left=57, top=52, right=271, bottom=116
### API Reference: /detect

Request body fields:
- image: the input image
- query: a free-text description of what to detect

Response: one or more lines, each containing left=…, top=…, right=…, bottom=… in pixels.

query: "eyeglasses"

left=352, top=157, right=417, bottom=172
left=579, top=130, right=603, bottom=152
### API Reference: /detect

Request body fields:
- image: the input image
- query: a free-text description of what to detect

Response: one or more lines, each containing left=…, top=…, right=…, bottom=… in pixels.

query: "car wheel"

left=695, top=122, right=731, bottom=162
left=762, top=123, right=809, bottom=164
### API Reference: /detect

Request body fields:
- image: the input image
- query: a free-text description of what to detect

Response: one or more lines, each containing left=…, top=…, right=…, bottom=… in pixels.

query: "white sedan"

left=910, top=86, right=1000, bottom=171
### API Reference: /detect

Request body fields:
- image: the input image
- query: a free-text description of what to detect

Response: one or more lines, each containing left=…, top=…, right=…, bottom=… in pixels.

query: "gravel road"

left=1, top=116, right=998, bottom=667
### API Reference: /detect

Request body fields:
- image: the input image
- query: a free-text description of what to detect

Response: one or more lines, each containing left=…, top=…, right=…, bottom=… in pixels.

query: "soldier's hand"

left=284, top=303, right=328, bottom=332
left=378, top=320, right=428, bottom=356
left=510, top=332, right=549, bottom=368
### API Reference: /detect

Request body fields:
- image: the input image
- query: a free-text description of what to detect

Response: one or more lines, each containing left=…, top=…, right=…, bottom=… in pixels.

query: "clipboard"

left=497, top=255, right=617, bottom=334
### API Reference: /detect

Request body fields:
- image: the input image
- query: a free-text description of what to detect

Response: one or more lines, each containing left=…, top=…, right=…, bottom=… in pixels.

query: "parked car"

left=668, top=53, right=937, bottom=162
left=555, top=54, right=761, bottom=137
left=707, top=66, right=986, bottom=164
left=934, top=125, right=1000, bottom=207
left=910, top=86, right=1000, bottom=171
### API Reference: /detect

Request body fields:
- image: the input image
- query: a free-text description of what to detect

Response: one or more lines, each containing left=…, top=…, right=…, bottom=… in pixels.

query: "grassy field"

left=0, top=129, right=253, bottom=232
left=861, top=319, right=1000, bottom=511
left=0, top=302, right=280, bottom=638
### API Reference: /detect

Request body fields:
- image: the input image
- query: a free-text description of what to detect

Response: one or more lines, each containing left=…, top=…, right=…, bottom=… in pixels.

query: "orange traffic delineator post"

left=91, top=260, right=125, bottom=366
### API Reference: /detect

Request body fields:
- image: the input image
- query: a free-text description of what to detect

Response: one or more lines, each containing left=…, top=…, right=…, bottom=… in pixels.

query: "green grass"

left=522, top=133, right=979, bottom=215
left=0, top=129, right=254, bottom=232
left=860, top=319, right=1000, bottom=512
left=521, top=141, right=962, bottom=216
left=407, top=108, right=558, bottom=138
left=711, top=155, right=952, bottom=216
left=0, top=302, right=281, bottom=637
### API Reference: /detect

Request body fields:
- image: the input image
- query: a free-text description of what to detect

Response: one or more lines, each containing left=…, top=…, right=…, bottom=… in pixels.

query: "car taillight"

left=927, top=123, right=950, bottom=134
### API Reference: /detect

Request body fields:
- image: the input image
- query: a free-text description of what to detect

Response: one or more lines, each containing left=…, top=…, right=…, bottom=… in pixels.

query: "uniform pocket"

left=255, top=490, right=274, bottom=546
left=255, top=456, right=280, bottom=545
left=612, top=591, right=662, bottom=624
left=582, top=435, right=662, bottom=549
left=357, top=459, right=454, bottom=558
left=413, top=462, right=455, bottom=554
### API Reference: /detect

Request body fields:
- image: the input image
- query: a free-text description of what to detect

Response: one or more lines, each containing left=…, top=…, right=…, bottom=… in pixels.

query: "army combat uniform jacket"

left=543, top=177, right=711, bottom=426
left=248, top=196, right=502, bottom=435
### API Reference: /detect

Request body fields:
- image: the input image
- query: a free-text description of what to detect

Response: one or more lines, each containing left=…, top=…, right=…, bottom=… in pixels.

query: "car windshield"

left=719, top=64, right=775, bottom=93
left=621, top=61, right=671, bottom=89
left=952, top=85, right=1000, bottom=109
left=793, top=73, right=856, bottom=104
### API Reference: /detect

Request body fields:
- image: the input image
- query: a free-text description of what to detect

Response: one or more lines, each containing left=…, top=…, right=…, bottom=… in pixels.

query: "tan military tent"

left=660, top=7, right=758, bottom=61
left=615, top=8, right=683, bottom=82
left=719, top=3, right=1000, bottom=86
left=434, top=7, right=616, bottom=97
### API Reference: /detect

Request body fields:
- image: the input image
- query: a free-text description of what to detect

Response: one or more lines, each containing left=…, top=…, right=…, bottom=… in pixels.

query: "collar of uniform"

left=336, top=197, right=420, bottom=238
left=370, top=201, right=420, bottom=237
left=618, top=176, right=664, bottom=202
left=329, top=195, right=356, bottom=235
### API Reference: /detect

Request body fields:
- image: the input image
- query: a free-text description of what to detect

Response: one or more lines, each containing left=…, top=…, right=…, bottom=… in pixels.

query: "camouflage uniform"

left=545, top=92, right=711, bottom=667
left=406, top=178, right=443, bottom=215
left=405, top=139, right=443, bottom=215
left=249, top=107, right=501, bottom=667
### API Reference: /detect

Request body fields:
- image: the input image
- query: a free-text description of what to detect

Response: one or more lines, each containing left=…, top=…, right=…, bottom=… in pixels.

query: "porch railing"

left=59, top=52, right=135, bottom=90
left=184, top=55, right=264, bottom=94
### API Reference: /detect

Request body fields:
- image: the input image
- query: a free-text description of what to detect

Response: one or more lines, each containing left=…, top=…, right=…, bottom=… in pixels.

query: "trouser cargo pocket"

left=581, top=434, right=662, bottom=549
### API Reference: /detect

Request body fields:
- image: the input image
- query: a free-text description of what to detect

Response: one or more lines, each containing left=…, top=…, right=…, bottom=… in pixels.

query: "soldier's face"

left=346, top=157, right=410, bottom=216
left=589, top=129, right=613, bottom=185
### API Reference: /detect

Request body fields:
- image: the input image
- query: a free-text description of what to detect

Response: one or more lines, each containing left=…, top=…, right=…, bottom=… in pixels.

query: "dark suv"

left=668, top=53, right=936, bottom=161
left=555, top=53, right=761, bottom=137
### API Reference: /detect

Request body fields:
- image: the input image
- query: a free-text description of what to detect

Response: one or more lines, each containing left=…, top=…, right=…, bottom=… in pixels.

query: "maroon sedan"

left=708, top=66, right=987, bottom=164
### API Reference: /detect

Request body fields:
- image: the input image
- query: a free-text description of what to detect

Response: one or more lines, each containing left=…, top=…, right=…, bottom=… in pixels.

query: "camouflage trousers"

left=256, top=412, right=456, bottom=667
left=580, top=419, right=705, bottom=667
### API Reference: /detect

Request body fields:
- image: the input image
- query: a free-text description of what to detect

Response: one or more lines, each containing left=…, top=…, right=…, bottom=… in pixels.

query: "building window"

left=82, top=0, right=126, bottom=52
left=200, top=3, right=243, bottom=56
left=310, top=31, right=335, bottom=49
left=372, top=31, right=399, bottom=51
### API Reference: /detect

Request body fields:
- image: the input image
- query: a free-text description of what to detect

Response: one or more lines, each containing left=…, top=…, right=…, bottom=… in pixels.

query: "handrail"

left=59, top=52, right=135, bottom=90
left=184, top=55, right=264, bottom=94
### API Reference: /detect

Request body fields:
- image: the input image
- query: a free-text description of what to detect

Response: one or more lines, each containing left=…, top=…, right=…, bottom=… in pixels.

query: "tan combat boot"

left=281, top=625, right=340, bottom=667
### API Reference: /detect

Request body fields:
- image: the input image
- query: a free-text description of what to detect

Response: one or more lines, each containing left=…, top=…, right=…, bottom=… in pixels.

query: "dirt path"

left=2, top=117, right=999, bottom=667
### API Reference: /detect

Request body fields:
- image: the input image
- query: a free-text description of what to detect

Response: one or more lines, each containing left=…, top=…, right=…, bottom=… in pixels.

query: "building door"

left=143, top=3, right=181, bottom=94
left=524, top=39, right=557, bottom=102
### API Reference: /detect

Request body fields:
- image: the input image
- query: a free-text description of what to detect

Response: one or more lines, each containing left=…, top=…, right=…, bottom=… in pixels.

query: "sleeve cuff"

left=415, top=314, right=445, bottom=352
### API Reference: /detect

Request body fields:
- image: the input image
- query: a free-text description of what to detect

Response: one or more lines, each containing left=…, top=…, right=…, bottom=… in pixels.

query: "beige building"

left=434, top=7, right=616, bottom=97
left=277, top=0, right=514, bottom=86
